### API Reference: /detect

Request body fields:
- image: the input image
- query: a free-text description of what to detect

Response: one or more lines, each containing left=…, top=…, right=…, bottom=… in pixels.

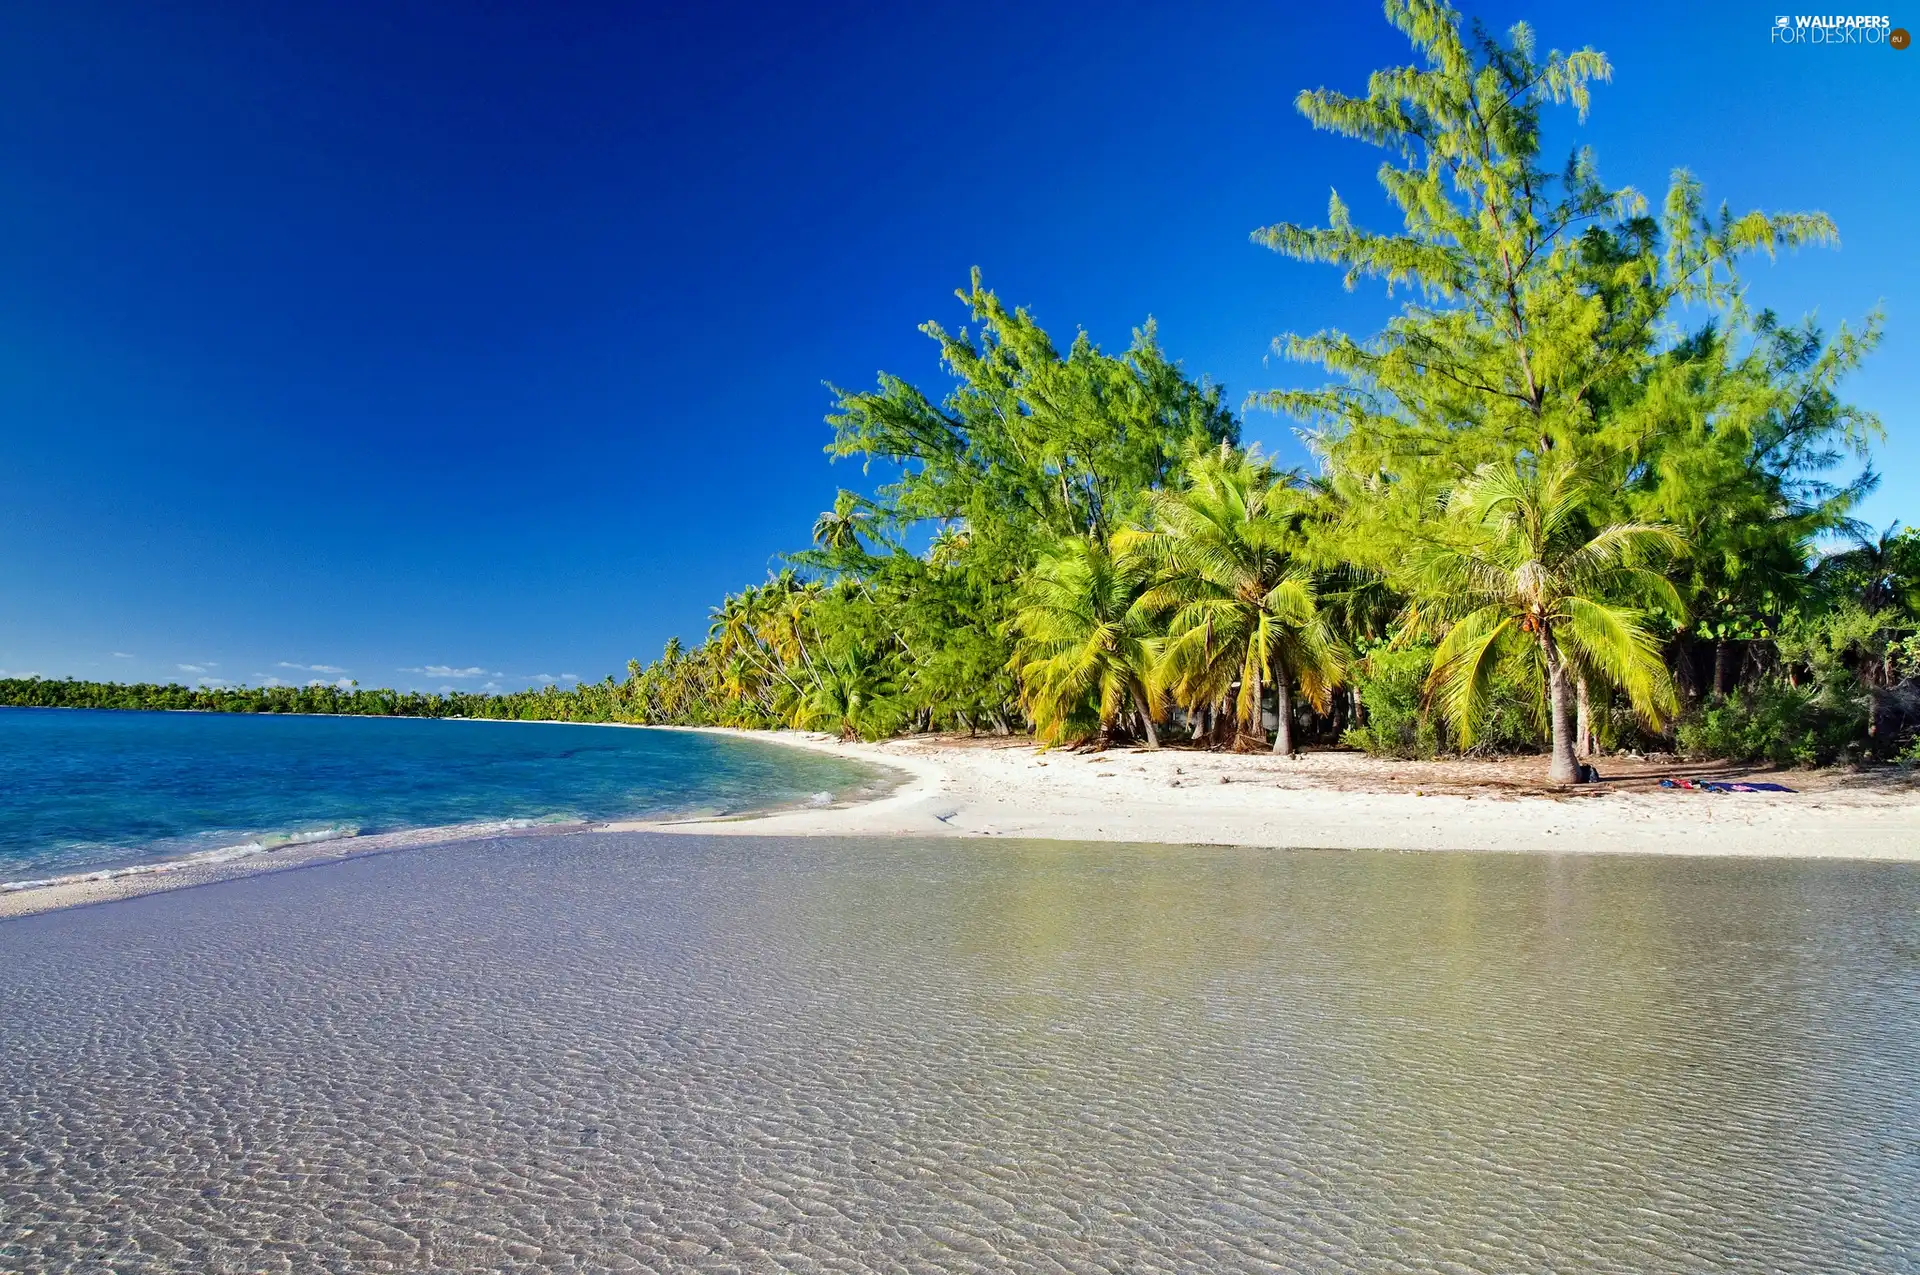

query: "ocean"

left=0, top=706, right=879, bottom=887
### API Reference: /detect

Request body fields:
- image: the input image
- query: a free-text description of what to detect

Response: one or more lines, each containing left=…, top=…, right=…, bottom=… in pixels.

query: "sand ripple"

left=2, top=835, right=1916, bottom=1272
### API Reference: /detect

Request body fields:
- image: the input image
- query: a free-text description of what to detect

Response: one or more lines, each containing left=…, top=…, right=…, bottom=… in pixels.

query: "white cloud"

left=401, top=665, right=493, bottom=679
left=482, top=681, right=503, bottom=693
left=278, top=661, right=348, bottom=674
left=0, top=668, right=40, bottom=678
left=307, top=677, right=354, bottom=689
left=112, top=651, right=135, bottom=659
left=178, top=663, right=206, bottom=674
left=560, top=673, right=579, bottom=681
left=195, top=677, right=232, bottom=689
left=255, top=675, right=290, bottom=688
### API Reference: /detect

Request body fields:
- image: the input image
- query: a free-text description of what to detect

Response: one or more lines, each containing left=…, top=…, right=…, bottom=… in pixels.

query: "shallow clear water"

left=2, top=835, right=1915, bottom=1273
left=0, top=707, right=877, bottom=882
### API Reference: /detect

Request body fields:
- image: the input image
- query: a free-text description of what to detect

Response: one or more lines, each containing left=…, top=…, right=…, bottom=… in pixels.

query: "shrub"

left=1675, top=678, right=1866, bottom=766
left=1342, top=644, right=1541, bottom=758
left=1342, top=645, right=1437, bottom=757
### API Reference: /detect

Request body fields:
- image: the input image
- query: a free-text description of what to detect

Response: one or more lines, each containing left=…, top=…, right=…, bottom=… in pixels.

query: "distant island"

left=0, top=675, right=637, bottom=724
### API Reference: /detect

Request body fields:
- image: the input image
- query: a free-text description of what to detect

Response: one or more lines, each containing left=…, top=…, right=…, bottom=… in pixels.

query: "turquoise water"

left=0, top=707, right=879, bottom=884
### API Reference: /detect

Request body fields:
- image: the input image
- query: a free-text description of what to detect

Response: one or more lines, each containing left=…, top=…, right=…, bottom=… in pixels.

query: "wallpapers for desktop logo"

left=1769, top=13, right=1909, bottom=44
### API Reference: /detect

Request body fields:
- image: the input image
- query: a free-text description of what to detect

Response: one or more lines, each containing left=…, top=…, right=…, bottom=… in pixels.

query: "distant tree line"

left=0, top=677, right=639, bottom=723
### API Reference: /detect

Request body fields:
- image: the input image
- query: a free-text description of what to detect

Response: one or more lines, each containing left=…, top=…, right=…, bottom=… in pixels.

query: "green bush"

left=1342, top=645, right=1437, bottom=757
left=1342, top=644, right=1541, bottom=758
left=1675, top=678, right=1865, bottom=766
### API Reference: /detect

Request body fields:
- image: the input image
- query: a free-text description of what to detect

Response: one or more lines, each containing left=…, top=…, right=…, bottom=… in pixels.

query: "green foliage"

left=1342, top=642, right=1544, bottom=758
left=1676, top=680, right=1865, bottom=767
left=826, top=270, right=1238, bottom=555
left=1240, top=0, right=1885, bottom=777
left=1255, top=0, right=1840, bottom=513
left=0, top=676, right=640, bottom=722
left=1008, top=536, right=1160, bottom=747
left=1412, top=458, right=1682, bottom=778
left=1120, top=443, right=1343, bottom=753
left=1341, top=645, right=1438, bottom=757
left=788, top=647, right=906, bottom=741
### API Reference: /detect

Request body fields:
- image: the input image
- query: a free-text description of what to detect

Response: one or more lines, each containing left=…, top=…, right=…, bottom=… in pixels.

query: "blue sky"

left=2, top=1, right=1913, bottom=692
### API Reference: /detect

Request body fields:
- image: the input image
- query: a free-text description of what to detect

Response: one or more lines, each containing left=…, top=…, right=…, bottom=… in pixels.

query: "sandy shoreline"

left=624, top=728, right=1920, bottom=862
left=6, top=724, right=1917, bottom=920
left=0, top=818, right=610, bottom=921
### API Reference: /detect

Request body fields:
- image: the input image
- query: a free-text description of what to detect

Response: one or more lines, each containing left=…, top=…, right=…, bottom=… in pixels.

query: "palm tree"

left=718, top=649, right=760, bottom=696
left=764, top=582, right=823, bottom=671
left=707, top=589, right=760, bottom=659
left=928, top=522, right=971, bottom=567
left=812, top=490, right=879, bottom=553
left=1817, top=522, right=1916, bottom=616
left=1415, top=459, right=1685, bottom=784
left=1120, top=444, right=1343, bottom=754
left=791, top=647, right=900, bottom=741
left=1008, top=535, right=1161, bottom=749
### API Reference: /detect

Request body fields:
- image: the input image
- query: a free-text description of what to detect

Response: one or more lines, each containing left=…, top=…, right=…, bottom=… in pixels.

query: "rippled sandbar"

left=3, top=835, right=1916, bottom=1273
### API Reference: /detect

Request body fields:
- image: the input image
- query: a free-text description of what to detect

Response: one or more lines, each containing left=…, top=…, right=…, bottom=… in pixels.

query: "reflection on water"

left=2, top=836, right=1915, bottom=1272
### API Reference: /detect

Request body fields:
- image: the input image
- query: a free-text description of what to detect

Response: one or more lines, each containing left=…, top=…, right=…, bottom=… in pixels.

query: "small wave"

left=0, top=815, right=609, bottom=899
left=2, top=824, right=362, bottom=894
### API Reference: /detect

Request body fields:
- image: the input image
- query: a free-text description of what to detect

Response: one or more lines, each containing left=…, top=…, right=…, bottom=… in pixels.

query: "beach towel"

left=1659, top=778, right=1795, bottom=793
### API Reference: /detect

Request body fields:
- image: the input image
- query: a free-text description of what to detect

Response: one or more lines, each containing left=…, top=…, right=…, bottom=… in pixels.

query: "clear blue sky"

left=2, top=2, right=1913, bottom=692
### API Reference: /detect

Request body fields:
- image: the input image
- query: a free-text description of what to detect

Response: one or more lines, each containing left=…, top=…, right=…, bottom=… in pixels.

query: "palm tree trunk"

left=1712, top=640, right=1732, bottom=696
left=1130, top=684, right=1161, bottom=750
left=1575, top=677, right=1593, bottom=757
left=1543, top=630, right=1582, bottom=784
left=1271, top=676, right=1294, bottom=756
left=1245, top=666, right=1264, bottom=749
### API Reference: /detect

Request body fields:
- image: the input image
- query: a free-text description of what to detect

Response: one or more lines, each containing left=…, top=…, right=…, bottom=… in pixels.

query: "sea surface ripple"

left=2, top=835, right=1916, bottom=1273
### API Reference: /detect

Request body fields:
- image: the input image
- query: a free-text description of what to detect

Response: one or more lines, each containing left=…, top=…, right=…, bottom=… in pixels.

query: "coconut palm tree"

left=790, top=647, right=901, bottom=740
left=1008, top=534, right=1161, bottom=748
left=811, top=490, right=880, bottom=553
left=1816, top=522, right=1918, bottom=617
left=928, top=522, right=971, bottom=567
left=1120, top=445, right=1343, bottom=754
left=1416, top=459, right=1686, bottom=784
left=707, top=589, right=760, bottom=659
left=765, top=582, right=823, bottom=670
left=718, top=652, right=763, bottom=707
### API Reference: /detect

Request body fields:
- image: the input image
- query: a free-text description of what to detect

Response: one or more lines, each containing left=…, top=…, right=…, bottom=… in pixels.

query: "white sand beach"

left=625, top=728, right=1920, bottom=861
